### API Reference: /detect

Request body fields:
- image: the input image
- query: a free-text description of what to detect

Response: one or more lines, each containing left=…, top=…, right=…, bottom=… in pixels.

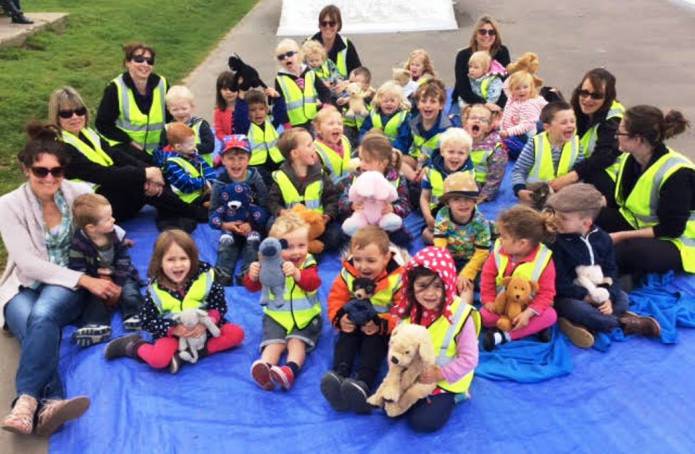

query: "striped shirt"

left=164, top=153, right=216, bottom=195
left=501, top=96, right=548, bottom=137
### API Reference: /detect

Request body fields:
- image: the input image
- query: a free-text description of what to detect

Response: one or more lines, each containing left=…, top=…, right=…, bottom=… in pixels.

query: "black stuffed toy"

left=227, top=53, right=267, bottom=91
left=343, top=277, right=378, bottom=326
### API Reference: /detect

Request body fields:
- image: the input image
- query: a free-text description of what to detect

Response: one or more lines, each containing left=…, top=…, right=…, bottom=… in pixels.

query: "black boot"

left=1, top=0, right=32, bottom=24
left=104, top=334, right=145, bottom=360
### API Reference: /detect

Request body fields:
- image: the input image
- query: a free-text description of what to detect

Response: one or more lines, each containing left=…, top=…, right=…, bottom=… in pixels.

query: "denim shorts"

left=260, top=314, right=322, bottom=352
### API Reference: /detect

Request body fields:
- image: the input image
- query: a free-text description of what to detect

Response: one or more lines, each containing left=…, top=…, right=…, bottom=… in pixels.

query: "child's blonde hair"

left=277, top=127, right=311, bottom=160
left=275, top=39, right=301, bottom=60
left=148, top=229, right=200, bottom=285
left=269, top=211, right=309, bottom=238
left=498, top=205, right=556, bottom=245
left=405, top=49, right=436, bottom=78
left=508, top=70, right=542, bottom=97
left=468, top=51, right=492, bottom=73
left=312, top=105, right=343, bottom=131
left=351, top=225, right=391, bottom=255
left=439, top=127, right=472, bottom=152
left=372, top=81, right=410, bottom=111
left=72, top=193, right=111, bottom=230
left=166, top=122, right=195, bottom=145
left=165, top=85, right=195, bottom=106
left=301, top=40, right=326, bottom=64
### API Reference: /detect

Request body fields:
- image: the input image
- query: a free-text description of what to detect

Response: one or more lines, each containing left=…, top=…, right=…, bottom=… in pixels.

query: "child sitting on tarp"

left=546, top=183, right=660, bottom=348
left=479, top=205, right=558, bottom=351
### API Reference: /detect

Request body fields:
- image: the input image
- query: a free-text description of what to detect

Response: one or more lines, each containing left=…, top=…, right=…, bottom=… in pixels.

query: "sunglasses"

left=320, top=20, right=337, bottom=28
left=578, top=89, right=605, bottom=100
left=276, top=50, right=297, bottom=61
left=58, top=107, right=87, bottom=119
left=478, top=29, right=496, bottom=36
left=130, top=54, right=155, bottom=65
left=30, top=166, right=64, bottom=178
left=614, top=131, right=632, bottom=138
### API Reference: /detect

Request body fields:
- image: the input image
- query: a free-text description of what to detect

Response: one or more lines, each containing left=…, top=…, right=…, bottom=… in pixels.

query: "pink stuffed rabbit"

left=342, top=171, right=403, bottom=236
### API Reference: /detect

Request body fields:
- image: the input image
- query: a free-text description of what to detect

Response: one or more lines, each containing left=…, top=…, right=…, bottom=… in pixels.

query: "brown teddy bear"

left=489, top=276, right=537, bottom=332
left=367, top=324, right=436, bottom=417
left=291, top=204, right=326, bottom=255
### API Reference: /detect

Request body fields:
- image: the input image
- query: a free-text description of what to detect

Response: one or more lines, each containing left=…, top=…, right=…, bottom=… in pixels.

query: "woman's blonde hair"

left=405, top=49, right=436, bottom=78
left=48, top=86, right=90, bottom=128
left=148, top=229, right=200, bottom=286
left=269, top=211, right=309, bottom=238
left=372, top=81, right=410, bottom=111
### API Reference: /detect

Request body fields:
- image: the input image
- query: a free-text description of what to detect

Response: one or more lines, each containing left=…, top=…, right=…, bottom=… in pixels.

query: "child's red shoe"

left=251, top=360, right=275, bottom=391
left=269, top=365, right=295, bottom=390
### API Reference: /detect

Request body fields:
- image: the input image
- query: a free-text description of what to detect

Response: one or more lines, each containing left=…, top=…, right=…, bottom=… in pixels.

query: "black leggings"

left=597, top=207, right=683, bottom=274
left=332, top=331, right=388, bottom=388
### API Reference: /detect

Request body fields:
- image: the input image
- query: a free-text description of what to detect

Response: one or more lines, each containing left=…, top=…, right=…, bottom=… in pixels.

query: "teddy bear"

left=345, top=82, right=369, bottom=120
left=258, top=237, right=286, bottom=308
left=489, top=276, right=537, bottom=332
left=291, top=204, right=326, bottom=255
left=214, top=182, right=268, bottom=247
left=227, top=53, right=267, bottom=91
left=343, top=277, right=378, bottom=326
left=574, top=265, right=612, bottom=305
left=367, top=323, right=437, bottom=417
left=342, top=171, right=403, bottom=236
left=171, top=308, right=221, bottom=364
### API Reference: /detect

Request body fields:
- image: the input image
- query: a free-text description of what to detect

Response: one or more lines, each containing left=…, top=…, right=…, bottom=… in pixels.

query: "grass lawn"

left=0, top=0, right=257, bottom=265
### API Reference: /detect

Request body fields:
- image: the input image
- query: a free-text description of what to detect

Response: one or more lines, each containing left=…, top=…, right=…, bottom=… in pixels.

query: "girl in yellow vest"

left=302, top=39, right=345, bottom=97
left=337, top=132, right=412, bottom=247
left=314, top=106, right=353, bottom=184
left=550, top=68, right=624, bottom=201
left=597, top=105, right=695, bottom=275
left=267, top=128, right=344, bottom=252
left=243, top=213, right=323, bottom=391
left=104, top=230, right=245, bottom=373
left=479, top=205, right=558, bottom=351
left=358, top=81, right=410, bottom=146
left=271, top=39, right=332, bottom=131
left=512, top=101, right=583, bottom=205
left=322, top=226, right=405, bottom=413
left=160, top=85, right=215, bottom=166
left=462, top=104, right=507, bottom=202
left=390, top=247, right=480, bottom=432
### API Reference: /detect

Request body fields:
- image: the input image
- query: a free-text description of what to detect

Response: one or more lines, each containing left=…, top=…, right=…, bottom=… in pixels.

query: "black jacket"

left=453, top=45, right=510, bottom=107
left=309, top=32, right=362, bottom=75
left=573, top=113, right=621, bottom=180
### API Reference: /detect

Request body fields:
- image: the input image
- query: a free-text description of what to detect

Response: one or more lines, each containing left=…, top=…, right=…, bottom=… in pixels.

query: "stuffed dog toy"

left=367, top=324, right=437, bottom=417
left=171, top=308, right=221, bottom=364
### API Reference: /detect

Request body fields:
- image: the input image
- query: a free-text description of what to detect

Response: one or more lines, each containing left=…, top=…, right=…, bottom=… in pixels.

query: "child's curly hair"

left=269, top=211, right=309, bottom=238
left=498, top=205, right=556, bottom=245
left=372, top=81, right=410, bottom=111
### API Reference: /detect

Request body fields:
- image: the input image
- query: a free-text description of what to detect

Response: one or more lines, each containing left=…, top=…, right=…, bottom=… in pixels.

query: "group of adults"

left=0, top=5, right=693, bottom=438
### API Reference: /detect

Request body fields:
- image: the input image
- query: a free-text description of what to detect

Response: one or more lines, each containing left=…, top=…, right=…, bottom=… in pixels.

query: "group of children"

left=64, top=40, right=664, bottom=433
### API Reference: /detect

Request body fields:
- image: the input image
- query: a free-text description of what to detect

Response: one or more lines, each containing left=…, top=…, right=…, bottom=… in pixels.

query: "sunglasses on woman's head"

left=130, top=54, right=155, bottom=65
left=478, top=29, right=496, bottom=36
left=30, top=166, right=64, bottom=178
left=578, top=89, right=605, bottom=100
left=58, top=107, right=87, bottom=119
left=276, top=50, right=297, bottom=61
left=320, top=20, right=337, bottom=28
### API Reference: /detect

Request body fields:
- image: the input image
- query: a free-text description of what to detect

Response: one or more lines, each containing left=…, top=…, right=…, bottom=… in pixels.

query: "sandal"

left=1, top=394, right=38, bottom=435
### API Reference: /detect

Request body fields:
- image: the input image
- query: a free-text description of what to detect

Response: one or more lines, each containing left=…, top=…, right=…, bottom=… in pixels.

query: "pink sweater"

left=501, top=96, right=548, bottom=137
left=439, top=316, right=479, bottom=383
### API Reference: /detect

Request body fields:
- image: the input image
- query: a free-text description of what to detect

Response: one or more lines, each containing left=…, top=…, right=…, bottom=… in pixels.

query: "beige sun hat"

left=440, top=171, right=479, bottom=203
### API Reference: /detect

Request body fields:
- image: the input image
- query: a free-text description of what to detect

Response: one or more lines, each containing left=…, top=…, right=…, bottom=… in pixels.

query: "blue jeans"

left=80, top=276, right=143, bottom=326
left=554, top=290, right=630, bottom=332
left=407, top=393, right=456, bottom=432
left=215, top=234, right=258, bottom=277
left=4, top=285, right=84, bottom=400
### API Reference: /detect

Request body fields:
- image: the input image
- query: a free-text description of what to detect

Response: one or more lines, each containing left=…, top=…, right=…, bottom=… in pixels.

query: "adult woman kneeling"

left=51, top=86, right=207, bottom=227
left=96, top=42, right=170, bottom=164
left=453, top=15, right=511, bottom=107
left=550, top=68, right=625, bottom=203
left=0, top=124, right=121, bottom=436
left=597, top=106, right=695, bottom=275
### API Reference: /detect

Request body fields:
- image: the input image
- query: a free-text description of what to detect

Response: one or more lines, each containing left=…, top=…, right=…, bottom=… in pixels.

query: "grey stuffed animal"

left=171, top=308, right=221, bottom=363
left=259, top=237, right=286, bottom=307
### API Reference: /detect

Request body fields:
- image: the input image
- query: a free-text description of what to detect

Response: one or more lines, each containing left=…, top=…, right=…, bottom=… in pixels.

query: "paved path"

left=2, top=1, right=695, bottom=452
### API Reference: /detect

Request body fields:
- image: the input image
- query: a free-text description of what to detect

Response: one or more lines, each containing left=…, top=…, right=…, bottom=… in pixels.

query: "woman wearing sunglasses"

left=49, top=86, right=207, bottom=226
left=95, top=42, right=171, bottom=164
left=453, top=15, right=511, bottom=108
left=0, top=124, right=125, bottom=435
left=596, top=106, right=694, bottom=276
left=308, top=4, right=361, bottom=79
left=549, top=68, right=625, bottom=201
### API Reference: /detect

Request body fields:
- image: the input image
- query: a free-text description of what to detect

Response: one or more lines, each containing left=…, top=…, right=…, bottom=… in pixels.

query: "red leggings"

left=136, top=323, right=245, bottom=369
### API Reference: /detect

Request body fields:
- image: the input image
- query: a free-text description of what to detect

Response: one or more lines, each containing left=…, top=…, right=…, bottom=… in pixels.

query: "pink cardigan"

left=0, top=180, right=91, bottom=326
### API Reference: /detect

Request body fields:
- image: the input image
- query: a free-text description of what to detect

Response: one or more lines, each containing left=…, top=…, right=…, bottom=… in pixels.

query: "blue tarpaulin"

left=50, top=163, right=695, bottom=452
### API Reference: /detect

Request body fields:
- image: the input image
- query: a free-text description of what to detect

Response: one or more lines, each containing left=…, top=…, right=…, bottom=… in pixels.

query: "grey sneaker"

left=320, top=371, right=348, bottom=412
left=340, top=378, right=372, bottom=414
left=123, top=316, right=141, bottom=331
left=73, top=324, right=112, bottom=347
